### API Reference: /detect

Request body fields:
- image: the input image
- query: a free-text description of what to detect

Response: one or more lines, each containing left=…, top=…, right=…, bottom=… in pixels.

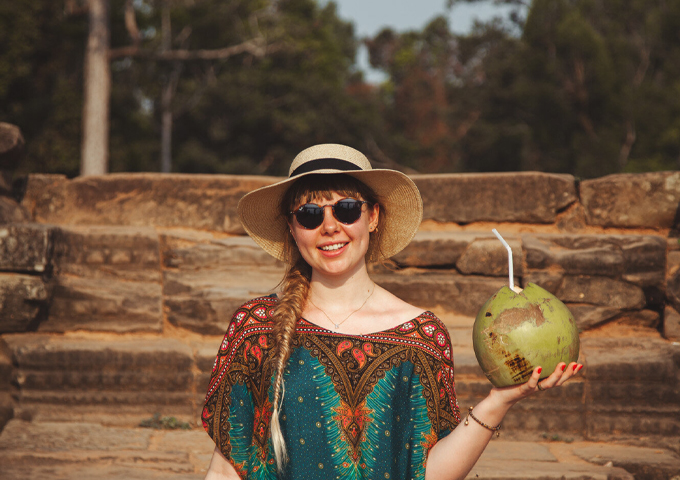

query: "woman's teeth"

left=320, top=243, right=346, bottom=251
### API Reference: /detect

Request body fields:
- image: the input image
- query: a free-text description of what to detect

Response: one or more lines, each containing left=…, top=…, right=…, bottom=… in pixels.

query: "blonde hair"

left=269, top=174, right=386, bottom=471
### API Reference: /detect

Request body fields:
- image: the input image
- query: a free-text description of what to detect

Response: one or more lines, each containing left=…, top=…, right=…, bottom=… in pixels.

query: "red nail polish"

left=572, top=364, right=577, bottom=371
left=561, top=364, right=566, bottom=371
left=537, top=367, right=542, bottom=374
left=577, top=365, right=583, bottom=372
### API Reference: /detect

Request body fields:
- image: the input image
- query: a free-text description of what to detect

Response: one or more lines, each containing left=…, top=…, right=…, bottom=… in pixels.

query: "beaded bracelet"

left=464, top=406, right=502, bottom=437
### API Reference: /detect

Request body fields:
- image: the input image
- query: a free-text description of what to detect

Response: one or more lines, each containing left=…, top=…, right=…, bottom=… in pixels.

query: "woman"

left=202, top=144, right=582, bottom=480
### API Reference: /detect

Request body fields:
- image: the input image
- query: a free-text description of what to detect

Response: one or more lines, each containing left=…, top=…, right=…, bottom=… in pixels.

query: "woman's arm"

left=204, top=446, right=242, bottom=480
left=425, top=361, right=582, bottom=480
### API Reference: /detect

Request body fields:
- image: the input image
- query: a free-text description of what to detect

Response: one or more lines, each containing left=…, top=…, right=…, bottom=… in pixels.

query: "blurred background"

left=1, top=0, right=679, bottom=179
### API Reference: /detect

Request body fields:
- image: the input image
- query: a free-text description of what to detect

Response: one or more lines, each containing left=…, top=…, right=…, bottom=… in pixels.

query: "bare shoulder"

left=373, top=284, right=426, bottom=320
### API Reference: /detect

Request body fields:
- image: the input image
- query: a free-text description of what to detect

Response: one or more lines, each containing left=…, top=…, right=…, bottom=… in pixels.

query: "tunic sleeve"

left=432, top=322, right=461, bottom=439
left=201, top=296, right=277, bottom=474
left=410, top=312, right=461, bottom=441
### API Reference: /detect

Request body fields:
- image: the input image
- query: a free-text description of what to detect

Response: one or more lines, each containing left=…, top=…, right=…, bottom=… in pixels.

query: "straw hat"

left=237, top=144, right=423, bottom=263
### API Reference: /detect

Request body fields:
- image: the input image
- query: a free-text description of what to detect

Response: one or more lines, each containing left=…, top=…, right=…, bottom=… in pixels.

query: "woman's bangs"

left=285, top=174, right=372, bottom=211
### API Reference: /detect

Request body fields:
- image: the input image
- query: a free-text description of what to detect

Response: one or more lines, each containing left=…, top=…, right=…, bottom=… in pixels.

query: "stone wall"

left=1, top=167, right=679, bottom=448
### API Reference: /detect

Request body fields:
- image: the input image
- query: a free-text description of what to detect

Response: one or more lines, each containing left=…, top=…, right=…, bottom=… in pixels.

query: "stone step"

left=14, top=224, right=669, bottom=335
left=4, top=419, right=680, bottom=479
left=2, top=332, right=678, bottom=443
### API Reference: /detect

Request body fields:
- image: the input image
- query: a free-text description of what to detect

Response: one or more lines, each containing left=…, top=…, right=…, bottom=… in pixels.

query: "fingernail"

left=577, top=365, right=583, bottom=373
left=572, top=364, right=577, bottom=371
left=561, top=364, right=566, bottom=372
left=537, top=367, right=542, bottom=374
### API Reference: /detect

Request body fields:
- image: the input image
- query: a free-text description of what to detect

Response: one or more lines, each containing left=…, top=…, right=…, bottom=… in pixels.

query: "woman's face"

left=289, top=191, right=379, bottom=280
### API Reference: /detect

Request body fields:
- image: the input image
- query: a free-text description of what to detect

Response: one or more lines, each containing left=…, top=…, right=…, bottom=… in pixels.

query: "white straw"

left=492, top=229, right=514, bottom=289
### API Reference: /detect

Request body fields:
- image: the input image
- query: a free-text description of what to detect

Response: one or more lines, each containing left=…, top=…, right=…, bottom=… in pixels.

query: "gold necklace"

left=308, top=283, right=376, bottom=330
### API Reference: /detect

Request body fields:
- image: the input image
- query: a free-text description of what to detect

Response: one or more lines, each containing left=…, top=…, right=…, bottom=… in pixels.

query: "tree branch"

left=109, top=38, right=279, bottom=61
left=124, top=0, right=141, bottom=46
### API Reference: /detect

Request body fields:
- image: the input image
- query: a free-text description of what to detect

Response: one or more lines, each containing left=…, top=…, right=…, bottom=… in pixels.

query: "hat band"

left=290, top=158, right=364, bottom=178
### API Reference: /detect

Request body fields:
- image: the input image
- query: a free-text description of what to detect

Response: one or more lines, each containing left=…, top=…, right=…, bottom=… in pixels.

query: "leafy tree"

left=0, top=0, right=386, bottom=176
left=0, top=0, right=87, bottom=176
left=371, top=0, right=680, bottom=176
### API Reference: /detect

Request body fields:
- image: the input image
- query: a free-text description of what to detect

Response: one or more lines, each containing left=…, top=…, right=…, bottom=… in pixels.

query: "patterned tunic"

left=202, top=295, right=461, bottom=479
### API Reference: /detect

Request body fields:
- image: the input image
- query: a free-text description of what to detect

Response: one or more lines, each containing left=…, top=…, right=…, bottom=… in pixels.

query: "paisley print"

left=202, top=295, right=461, bottom=479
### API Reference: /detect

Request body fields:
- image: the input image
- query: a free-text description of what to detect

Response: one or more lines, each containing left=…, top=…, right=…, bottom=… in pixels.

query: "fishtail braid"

left=270, top=257, right=311, bottom=472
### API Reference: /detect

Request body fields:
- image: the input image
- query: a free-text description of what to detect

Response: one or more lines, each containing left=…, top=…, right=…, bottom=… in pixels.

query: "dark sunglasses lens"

left=334, top=199, right=364, bottom=224
left=295, top=205, right=324, bottom=229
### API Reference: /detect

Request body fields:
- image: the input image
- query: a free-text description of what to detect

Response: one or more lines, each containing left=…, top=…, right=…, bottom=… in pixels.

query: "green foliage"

left=368, top=0, right=680, bottom=176
left=139, top=413, right=192, bottom=430
left=0, top=0, right=385, bottom=176
left=1, top=0, right=679, bottom=176
left=0, top=0, right=86, bottom=175
left=541, top=431, right=574, bottom=443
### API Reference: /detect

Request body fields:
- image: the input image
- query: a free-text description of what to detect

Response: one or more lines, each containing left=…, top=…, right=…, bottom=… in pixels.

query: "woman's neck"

left=308, top=267, right=375, bottom=308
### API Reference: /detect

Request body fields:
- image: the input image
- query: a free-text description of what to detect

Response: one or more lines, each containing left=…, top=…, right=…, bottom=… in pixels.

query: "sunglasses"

left=289, top=198, right=369, bottom=230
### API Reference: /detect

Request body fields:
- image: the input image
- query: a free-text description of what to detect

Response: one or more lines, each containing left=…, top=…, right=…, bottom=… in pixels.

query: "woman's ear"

left=287, top=220, right=297, bottom=243
left=368, top=204, right=379, bottom=232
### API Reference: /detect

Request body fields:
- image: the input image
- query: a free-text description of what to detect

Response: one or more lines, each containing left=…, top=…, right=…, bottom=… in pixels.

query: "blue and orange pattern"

left=202, top=295, right=461, bottom=479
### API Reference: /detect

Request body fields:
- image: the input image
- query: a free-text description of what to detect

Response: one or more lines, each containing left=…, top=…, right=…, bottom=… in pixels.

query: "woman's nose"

left=320, top=205, right=339, bottom=233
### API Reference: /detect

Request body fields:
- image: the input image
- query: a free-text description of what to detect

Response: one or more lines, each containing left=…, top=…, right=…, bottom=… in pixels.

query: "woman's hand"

left=425, top=361, right=583, bottom=480
left=488, top=361, right=584, bottom=408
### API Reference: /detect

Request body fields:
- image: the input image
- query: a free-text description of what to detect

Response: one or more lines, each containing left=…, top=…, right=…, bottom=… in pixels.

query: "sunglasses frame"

left=289, top=198, right=370, bottom=230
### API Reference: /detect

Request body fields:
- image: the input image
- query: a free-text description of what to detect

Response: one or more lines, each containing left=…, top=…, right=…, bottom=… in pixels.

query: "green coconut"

left=472, top=283, right=580, bottom=388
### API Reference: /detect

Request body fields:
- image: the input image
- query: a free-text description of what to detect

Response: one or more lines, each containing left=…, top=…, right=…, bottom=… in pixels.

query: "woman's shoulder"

left=386, top=309, right=454, bottom=363
left=235, top=293, right=279, bottom=311
left=224, top=294, right=278, bottom=338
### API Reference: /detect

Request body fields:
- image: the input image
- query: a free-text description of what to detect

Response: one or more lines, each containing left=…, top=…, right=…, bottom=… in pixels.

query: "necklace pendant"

left=334, top=323, right=340, bottom=330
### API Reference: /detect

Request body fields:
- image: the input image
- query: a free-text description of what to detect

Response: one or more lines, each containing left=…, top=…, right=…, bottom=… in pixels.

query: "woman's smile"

left=318, top=241, right=348, bottom=252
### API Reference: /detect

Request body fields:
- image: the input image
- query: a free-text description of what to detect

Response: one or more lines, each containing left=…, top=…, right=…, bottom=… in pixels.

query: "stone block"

left=22, top=173, right=276, bottom=234
left=581, top=337, right=677, bottom=384
left=620, top=235, right=667, bottom=273
left=523, top=234, right=665, bottom=283
left=567, top=304, right=621, bottom=330
left=0, top=342, right=13, bottom=432
left=667, top=269, right=680, bottom=312
left=0, top=341, right=12, bottom=390
left=391, top=231, right=474, bottom=268
left=0, top=122, right=25, bottom=172
left=581, top=171, right=680, bottom=228
left=161, top=232, right=284, bottom=333
left=664, top=306, right=680, bottom=341
left=0, top=197, right=30, bottom=224
left=4, top=334, right=195, bottom=398
left=42, top=276, right=162, bottom=333
left=413, top=172, right=577, bottom=224
left=163, top=268, right=281, bottom=335
left=0, top=420, right=212, bottom=478
left=161, top=233, right=281, bottom=271
left=555, top=202, right=587, bottom=232
left=53, top=226, right=160, bottom=282
left=0, top=273, right=51, bottom=333
left=522, top=271, right=564, bottom=294
left=374, top=271, right=506, bottom=317
left=0, top=392, right=12, bottom=433
left=0, top=420, right=153, bottom=452
left=585, top=405, right=680, bottom=439
left=456, top=235, right=522, bottom=277
left=667, top=247, right=680, bottom=279
left=556, top=276, right=646, bottom=310
left=573, top=444, right=680, bottom=480
left=523, top=235, right=623, bottom=275
left=611, top=309, right=660, bottom=329
left=0, top=224, right=53, bottom=273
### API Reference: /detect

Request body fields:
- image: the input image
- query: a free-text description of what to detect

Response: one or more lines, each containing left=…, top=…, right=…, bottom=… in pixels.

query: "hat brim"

left=237, top=168, right=423, bottom=263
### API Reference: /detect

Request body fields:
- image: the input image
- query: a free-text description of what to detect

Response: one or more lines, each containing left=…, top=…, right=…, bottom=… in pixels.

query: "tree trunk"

left=160, top=81, right=173, bottom=173
left=81, top=0, right=110, bottom=176
left=160, top=1, right=172, bottom=173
